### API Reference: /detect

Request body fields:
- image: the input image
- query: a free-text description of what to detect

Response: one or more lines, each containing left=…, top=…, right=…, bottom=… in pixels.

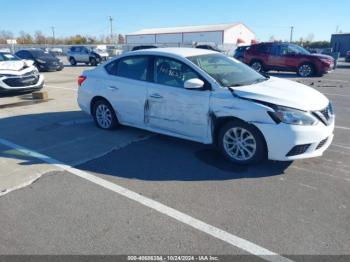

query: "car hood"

left=0, top=60, right=34, bottom=71
left=233, top=77, right=329, bottom=111
left=310, top=53, right=333, bottom=60
left=94, top=50, right=109, bottom=57
left=37, top=57, right=60, bottom=63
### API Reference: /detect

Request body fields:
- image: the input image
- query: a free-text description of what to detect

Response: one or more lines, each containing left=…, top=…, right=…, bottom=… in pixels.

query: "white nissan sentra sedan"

left=77, top=48, right=335, bottom=165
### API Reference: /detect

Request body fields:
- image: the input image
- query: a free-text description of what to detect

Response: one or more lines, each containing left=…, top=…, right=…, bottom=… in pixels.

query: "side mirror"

left=184, top=78, right=205, bottom=89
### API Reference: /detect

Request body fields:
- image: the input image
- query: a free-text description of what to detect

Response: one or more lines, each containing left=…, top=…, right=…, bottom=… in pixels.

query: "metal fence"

left=0, top=42, right=238, bottom=57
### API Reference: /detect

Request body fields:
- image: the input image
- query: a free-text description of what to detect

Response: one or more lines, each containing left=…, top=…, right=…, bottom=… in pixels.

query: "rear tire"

left=250, top=60, right=264, bottom=72
left=218, top=120, right=266, bottom=165
left=92, top=99, right=118, bottom=130
left=69, top=57, right=76, bottom=66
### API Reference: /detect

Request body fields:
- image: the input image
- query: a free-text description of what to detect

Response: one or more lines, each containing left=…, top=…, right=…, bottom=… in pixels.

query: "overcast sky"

left=2, top=0, right=349, bottom=41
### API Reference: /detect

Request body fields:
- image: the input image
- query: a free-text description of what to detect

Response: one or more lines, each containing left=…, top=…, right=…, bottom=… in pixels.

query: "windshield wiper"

left=250, top=78, right=268, bottom=85
left=230, top=83, right=245, bottom=87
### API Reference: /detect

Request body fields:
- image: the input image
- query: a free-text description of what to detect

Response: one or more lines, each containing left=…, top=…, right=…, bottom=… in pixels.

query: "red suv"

left=244, top=42, right=334, bottom=77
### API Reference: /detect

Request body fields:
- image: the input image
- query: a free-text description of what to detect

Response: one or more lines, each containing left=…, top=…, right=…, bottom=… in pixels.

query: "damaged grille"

left=3, top=70, right=39, bottom=87
left=312, top=103, right=334, bottom=126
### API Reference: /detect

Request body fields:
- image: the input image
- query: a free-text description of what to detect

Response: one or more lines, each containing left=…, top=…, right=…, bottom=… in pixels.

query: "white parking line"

left=335, top=125, right=350, bottom=131
left=332, top=144, right=350, bottom=150
left=45, top=85, right=77, bottom=91
left=0, top=137, right=292, bottom=262
left=323, top=93, right=350, bottom=98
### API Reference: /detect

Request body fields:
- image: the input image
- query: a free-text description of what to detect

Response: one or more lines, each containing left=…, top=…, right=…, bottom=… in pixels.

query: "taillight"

left=78, top=76, right=87, bottom=87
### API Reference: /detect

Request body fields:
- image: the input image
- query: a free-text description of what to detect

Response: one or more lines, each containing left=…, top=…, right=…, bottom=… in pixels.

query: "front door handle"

left=108, top=85, right=118, bottom=90
left=150, top=93, right=163, bottom=99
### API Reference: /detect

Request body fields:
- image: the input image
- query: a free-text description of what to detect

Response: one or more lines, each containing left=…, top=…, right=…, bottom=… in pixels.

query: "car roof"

left=131, top=47, right=217, bottom=58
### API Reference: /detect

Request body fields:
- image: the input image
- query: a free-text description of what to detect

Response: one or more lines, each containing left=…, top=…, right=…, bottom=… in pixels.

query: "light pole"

left=290, top=26, right=294, bottom=43
left=109, top=16, right=113, bottom=44
left=51, top=26, right=55, bottom=45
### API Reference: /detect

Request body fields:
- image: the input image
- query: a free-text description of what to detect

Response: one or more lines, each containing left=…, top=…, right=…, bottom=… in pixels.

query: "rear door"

left=267, top=44, right=285, bottom=69
left=145, top=56, right=210, bottom=141
left=102, top=55, right=151, bottom=125
left=79, top=47, right=90, bottom=62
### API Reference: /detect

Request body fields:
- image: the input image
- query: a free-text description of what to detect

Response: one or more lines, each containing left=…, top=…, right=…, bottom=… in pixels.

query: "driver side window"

left=154, top=57, right=199, bottom=88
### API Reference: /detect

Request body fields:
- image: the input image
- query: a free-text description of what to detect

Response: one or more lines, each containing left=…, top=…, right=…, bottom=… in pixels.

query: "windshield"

left=188, top=54, right=268, bottom=87
left=289, top=44, right=310, bottom=55
left=30, top=50, right=55, bottom=59
left=0, top=53, right=20, bottom=61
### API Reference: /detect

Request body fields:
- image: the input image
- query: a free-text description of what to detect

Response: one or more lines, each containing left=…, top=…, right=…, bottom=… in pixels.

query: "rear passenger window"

left=257, top=45, right=270, bottom=53
left=106, top=56, right=150, bottom=81
left=270, top=45, right=280, bottom=56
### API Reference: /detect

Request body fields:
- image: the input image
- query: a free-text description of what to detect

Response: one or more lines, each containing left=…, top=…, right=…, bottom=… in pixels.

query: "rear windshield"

left=30, top=50, right=55, bottom=59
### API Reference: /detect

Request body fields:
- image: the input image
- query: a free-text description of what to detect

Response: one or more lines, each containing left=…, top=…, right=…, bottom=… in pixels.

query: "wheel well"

left=298, top=62, right=315, bottom=70
left=90, top=96, right=112, bottom=115
left=212, top=116, right=268, bottom=158
left=250, top=59, right=263, bottom=66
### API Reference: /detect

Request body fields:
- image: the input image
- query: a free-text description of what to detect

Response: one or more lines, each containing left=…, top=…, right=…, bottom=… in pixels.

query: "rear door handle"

left=150, top=93, right=163, bottom=99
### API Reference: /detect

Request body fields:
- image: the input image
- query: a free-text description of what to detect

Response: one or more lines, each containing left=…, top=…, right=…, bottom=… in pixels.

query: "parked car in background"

left=0, top=52, right=19, bottom=61
left=15, top=49, right=64, bottom=72
left=244, top=42, right=334, bottom=77
left=0, top=52, right=44, bottom=94
left=131, top=45, right=157, bottom=51
left=77, top=48, right=334, bottom=165
left=234, top=45, right=250, bottom=61
left=67, top=46, right=109, bottom=66
left=48, top=47, right=64, bottom=56
left=195, top=44, right=224, bottom=53
left=346, top=51, right=350, bottom=62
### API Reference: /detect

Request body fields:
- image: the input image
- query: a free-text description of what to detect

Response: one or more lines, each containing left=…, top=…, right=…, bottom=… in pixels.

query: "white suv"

left=77, top=48, right=335, bottom=165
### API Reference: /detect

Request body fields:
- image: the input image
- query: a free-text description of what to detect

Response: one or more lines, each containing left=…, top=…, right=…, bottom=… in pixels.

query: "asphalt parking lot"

left=0, top=59, right=349, bottom=261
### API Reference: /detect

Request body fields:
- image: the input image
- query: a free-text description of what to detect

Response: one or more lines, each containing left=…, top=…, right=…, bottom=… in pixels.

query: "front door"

left=146, top=56, right=210, bottom=141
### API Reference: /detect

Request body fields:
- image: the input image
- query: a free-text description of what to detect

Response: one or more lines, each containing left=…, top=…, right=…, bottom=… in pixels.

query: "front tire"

left=69, top=57, right=77, bottom=66
left=297, top=63, right=314, bottom=77
left=218, top=121, right=266, bottom=165
left=92, top=100, right=118, bottom=130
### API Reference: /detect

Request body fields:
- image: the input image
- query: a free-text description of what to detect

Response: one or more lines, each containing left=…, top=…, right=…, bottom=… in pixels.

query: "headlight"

left=36, top=59, right=46, bottom=64
left=268, top=106, right=318, bottom=126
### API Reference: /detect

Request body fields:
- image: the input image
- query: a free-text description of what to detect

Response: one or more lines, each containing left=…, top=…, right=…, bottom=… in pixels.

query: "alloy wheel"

left=251, top=62, right=262, bottom=72
left=96, top=104, right=113, bottom=129
left=223, top=127, right=257, bottom=161
left=298, top=64, right=312, bottom=77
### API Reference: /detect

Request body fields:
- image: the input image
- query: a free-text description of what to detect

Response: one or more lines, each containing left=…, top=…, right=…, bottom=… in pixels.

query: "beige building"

left=126, top=23, right=256, bottom=46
